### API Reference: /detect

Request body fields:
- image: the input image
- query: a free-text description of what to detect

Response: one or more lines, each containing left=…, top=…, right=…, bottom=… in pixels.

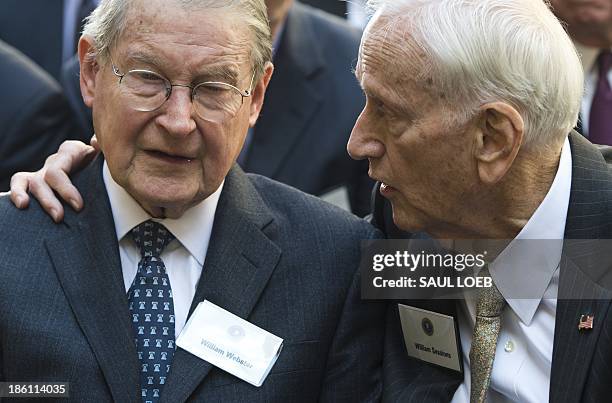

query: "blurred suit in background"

left=300, top=0, right=346, bottom=18
left=551, top=0, right=612, bottom=144
left=0, top=0, right=98, bottom=81
left=0, top=40, right=82, bottom=191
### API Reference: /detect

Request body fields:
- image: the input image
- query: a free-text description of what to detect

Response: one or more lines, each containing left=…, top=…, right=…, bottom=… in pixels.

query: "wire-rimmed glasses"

left=111, top=62, right=255, bottom=123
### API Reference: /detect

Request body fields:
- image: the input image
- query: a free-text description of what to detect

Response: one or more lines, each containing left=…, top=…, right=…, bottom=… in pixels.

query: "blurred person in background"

left=0, top=0, right=98, bottom=81
left=551, top=0, right=612, bottom=144
left=0, top=39, right=82, bottom=190
left=300, top=0, right=347, bottom=17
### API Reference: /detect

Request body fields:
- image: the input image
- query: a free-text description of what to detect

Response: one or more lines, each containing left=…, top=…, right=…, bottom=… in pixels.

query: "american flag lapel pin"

left=578, top=314, right=594, bottom=331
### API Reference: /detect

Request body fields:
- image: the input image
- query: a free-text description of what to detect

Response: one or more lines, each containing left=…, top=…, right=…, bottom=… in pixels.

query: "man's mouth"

left=147, top=150, right=195, bottom=164
left=380, top=182, right=397, bottom=196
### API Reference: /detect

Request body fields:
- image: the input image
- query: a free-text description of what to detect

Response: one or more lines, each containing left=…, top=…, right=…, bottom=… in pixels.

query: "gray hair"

left=83, top=0, right=272, bottom=80
left=366, top=0, right=584, bottom=148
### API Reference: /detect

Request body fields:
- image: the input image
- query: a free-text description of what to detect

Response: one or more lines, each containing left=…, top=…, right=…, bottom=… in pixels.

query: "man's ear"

left=474, top=102, right=524, bottom=184
left=248, top=62, right=274, bottom=127
left=78, top=35, right=99, bottom=108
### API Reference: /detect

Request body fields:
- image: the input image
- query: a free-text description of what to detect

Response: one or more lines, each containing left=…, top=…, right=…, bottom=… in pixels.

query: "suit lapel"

left=550, top=133, right=612, bottom=402
left=245, top=3, right=324, bottom=178
left=160, top=166, right=282, bottom=402
left=550, top=255, right=611, bottom=403
left=45, top=158, right=141, bottom=402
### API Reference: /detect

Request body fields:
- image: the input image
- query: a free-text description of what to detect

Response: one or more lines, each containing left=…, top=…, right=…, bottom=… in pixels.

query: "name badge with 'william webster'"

left=176, top=300, right=283, bottom=387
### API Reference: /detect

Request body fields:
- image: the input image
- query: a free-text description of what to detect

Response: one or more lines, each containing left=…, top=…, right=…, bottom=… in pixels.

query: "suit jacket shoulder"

left=247, top=171, right=379, bottom=242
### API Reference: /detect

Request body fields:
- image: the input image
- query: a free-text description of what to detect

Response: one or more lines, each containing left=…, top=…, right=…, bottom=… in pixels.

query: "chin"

left=391, top=204, right=425, bottom=233
left=133, top=181, right=201, bottom=211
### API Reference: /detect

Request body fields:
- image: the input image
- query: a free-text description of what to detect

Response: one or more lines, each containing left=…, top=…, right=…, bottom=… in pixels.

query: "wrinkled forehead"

left=117, top=0, right=252, bottom=65
left=357, top=11, right=432, bottom=92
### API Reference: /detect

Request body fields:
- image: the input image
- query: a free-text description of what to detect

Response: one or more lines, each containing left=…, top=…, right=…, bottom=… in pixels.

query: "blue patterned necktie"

left=128, top=220, right=176, bottom=403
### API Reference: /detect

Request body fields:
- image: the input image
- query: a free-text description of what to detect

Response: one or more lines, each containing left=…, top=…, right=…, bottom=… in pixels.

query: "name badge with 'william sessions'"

left=176, top=300, right=284, bottom=387
left=398, top=304, right=462, bottom=373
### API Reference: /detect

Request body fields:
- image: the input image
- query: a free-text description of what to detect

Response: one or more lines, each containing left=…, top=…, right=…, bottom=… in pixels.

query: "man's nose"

left=156, top=86, right=197, bottom=136
left=347, top=111, right=385, bottom=160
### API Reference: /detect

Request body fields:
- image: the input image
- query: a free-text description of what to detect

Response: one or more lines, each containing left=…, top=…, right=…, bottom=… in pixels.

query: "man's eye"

left=135, top=71, right=164, bottom=82
left=200, top=84, right=227, bottom=93
left=375, top=100, right=394, bottom=119
left=367, top=98, right=385, bottom=114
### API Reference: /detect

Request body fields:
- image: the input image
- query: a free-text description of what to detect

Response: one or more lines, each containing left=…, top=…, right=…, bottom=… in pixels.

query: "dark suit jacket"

left=0, top=0, right=64, bottom=81
left=376, top=132, right=612, bottom=402
left=60, top=55, right=92, bottom=139
left=246, top=2, right=371, bottom=216
left=0, top=157, right=385, bottom=402
left=60, top=2, right=372, bottom=216
left=0, top=0, right=96, bottom=81
left=0, top=40, right=82, bottom=191
left=301, top=0, right=347, bottom=18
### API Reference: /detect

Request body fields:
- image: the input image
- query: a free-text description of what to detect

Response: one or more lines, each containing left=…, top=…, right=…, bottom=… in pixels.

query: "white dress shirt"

left=103, top=162, right=223, bottom=338
left=452, top=137, right=572, bottom=402
left=574, top=42, right=612, bottom=137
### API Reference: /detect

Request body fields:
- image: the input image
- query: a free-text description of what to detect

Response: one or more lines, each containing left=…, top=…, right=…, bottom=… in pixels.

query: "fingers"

left=90, top=134, right=100, bottom=152
left=57, top=140, right=98, bottom=171
left=44, top=167, right=83, bottom=212
left=8, top=140, right=98, bottom=223
left=9, top=172, right=33, bottom=209
left=9, top=169, right=64, bottom=222
left=40, top=141, right=97, bottom=214
left=27, top=171, right=65, bottom=223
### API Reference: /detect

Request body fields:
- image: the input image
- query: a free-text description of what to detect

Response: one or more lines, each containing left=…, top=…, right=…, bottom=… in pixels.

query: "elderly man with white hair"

left=349, top=0, right=612, bottom=402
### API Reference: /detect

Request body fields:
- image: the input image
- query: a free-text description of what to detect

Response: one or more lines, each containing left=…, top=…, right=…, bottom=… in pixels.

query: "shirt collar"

left=490, top=137, right=572, bottom=325
left=102, top=161, right=223, bottom=266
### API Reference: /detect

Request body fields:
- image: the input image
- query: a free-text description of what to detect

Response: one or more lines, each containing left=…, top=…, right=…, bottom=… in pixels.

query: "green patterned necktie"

left=469, top=266, right=506, bottom=403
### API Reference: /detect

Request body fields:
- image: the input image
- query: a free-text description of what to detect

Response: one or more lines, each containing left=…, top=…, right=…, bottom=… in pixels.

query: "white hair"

left=83, top=0, right=272, bottom=80
left=366, top=0, right=584, bottom=148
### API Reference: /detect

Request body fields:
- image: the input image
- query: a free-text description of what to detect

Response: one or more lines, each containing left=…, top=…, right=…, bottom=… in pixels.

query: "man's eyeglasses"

left=111, top=62, right=255, bottom=123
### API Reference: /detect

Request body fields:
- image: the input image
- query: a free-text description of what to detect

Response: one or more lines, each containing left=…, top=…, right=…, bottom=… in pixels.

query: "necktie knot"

left=598, top=50, right=612, bottom=78
left=131, top=220, right=175, bottom=258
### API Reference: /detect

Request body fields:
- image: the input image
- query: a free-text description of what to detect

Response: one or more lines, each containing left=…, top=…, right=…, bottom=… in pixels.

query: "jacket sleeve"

left=318, top=226, right=386, bottom=402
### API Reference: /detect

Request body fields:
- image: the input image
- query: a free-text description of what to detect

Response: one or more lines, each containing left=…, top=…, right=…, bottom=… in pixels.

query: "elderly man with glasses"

left=0, top=1, right=384, bottom=402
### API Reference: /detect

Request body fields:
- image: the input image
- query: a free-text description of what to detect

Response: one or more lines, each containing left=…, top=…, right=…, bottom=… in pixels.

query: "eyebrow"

left=123, top=50, right=165, bottom=70
left=123, top=50, right=241, bottom=85
left=193, top=65, right=240, bottom=86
